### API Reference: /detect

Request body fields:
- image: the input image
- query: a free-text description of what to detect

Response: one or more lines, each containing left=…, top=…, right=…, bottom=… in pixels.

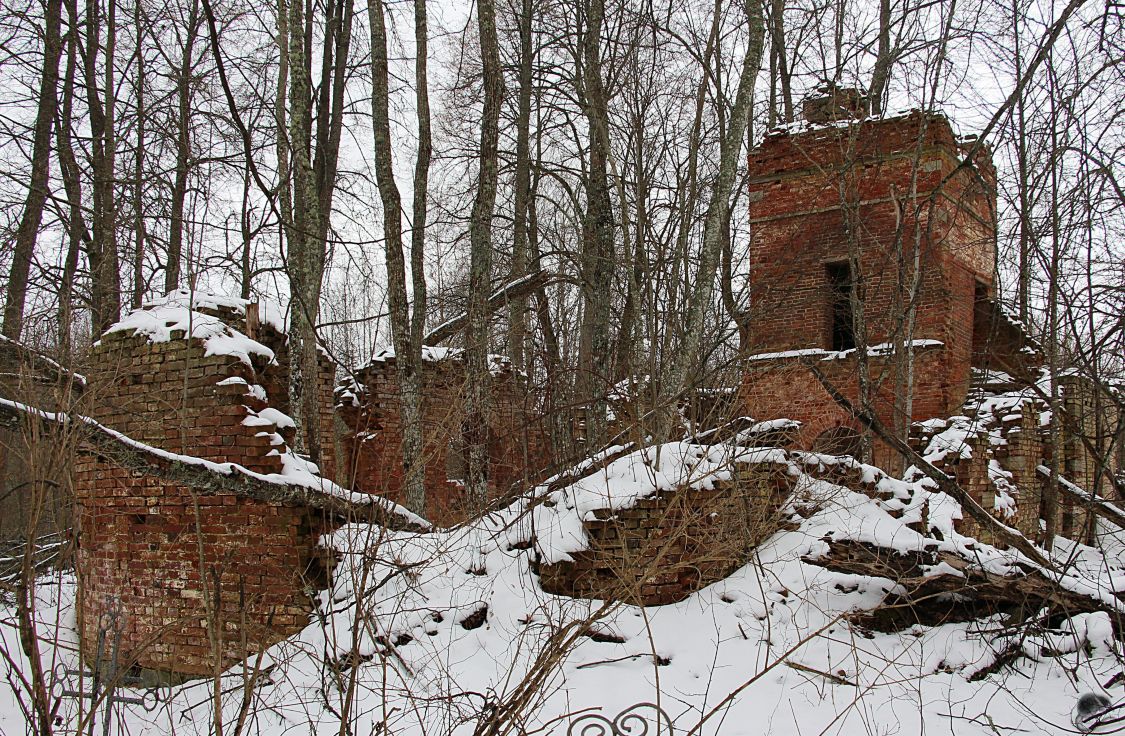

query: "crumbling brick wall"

left=536, top=460, right=794, bottom=606
left=906, top=394, right=1106, bottom=544
left=259, top=325, right=339, bottom=482
left=0, top=338, right=83, bottom=541
left=75, top=297, right=335, bottom=679
left=1060, top=374, right=1122, bottom=503
left=742, top=111, right=997, bottom=442
left=338, top=352, right=549, bottom=526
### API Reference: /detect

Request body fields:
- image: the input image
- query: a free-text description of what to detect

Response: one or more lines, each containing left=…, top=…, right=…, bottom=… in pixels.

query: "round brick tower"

left=74, top=291, right=337, bottom=679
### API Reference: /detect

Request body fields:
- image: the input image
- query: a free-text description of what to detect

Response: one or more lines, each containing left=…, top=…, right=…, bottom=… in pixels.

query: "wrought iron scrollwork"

left=568, top=702, right=674, bottom=735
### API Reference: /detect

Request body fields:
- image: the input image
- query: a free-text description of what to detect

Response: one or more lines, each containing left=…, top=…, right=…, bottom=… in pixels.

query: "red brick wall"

left=740, top=344, right=950, bottom=467
left=75, top=467, right=329, bottom=677
left=742, top=112, right=997, bottom=441
left=338, top=356, right=550, bottom=526
left=75, top=307, right=334, bottom=679
left=261, top=336, right=339, bottom=482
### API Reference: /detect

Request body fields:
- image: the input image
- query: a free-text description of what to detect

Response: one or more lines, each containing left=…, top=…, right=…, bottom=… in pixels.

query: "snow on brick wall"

left=75, top=298, right=335, bottom=679
left=535, top=460, right=794, bottom=606
left=908, top=389, right=1105, bottom=545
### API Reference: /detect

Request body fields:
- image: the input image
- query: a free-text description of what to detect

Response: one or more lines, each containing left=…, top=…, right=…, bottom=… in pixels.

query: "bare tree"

left=655, top=0, right=766, bottom=439
left=1, top=0, right=64, bottom=341
left=85, top=0, right=123, bottom=335
left=367, top=0, right=431, bottom=514
left=281, top=0, right=353, bottom=463
left=164, top=0, right=203, bottom=294
left=574, top=0, right=615, bottom=447
left=464, top=0, right=505, bottom=502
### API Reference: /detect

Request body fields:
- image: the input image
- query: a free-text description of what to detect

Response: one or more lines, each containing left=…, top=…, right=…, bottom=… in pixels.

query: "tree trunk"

left=506, top=0, right=534, bottom=376
left=576, top=0, right=615, bottom=447
left=56, top=0, right=86, bottom=354
left=404, top=0, right=432, bottom=512
left=842, top=172, right=874, bottom=463
left=85, top=0, right=122, bottom=335
left=285, top=0, right=323, bottom=461
left=464, top=0, right=503, bottom=502
left=166, top=0, right=201, bottom=294
left=769, top=0, right=792, bottom=124
left=1013, top=0, right=1032, bottom=325
left=314, top=0, right=353, bottom=246
left=1043, top=61, right=1062, bottom=548
left=2, top=0, right=64, bottom=340
left=366, top=0, right=430, bottom=515
left=656, top=0, right=765, bottom=440
left=868, top=0, right=892, bottom=114
left=131, top=0, right=147, bottom=307
left=275, top=0, right=291, bottom=262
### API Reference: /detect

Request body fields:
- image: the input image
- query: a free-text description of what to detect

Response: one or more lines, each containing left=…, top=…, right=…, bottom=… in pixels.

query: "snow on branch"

left=423, top=269, right=552, bottom=346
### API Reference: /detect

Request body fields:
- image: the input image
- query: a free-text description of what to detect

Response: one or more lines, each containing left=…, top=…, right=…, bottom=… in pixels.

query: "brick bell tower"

left=740, top=87, right=998, bottom=459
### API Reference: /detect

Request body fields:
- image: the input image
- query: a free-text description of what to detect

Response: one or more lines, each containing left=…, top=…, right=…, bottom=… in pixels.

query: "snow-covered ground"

left=3, top=456, right=1123, bottom=735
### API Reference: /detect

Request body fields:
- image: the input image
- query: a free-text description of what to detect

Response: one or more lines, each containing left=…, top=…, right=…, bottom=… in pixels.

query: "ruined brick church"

left=736, top=87, right=1120, bottom=539
left=65, top=88, right=1121, bottom=680
left=739, top=89, right=1022, bottom=460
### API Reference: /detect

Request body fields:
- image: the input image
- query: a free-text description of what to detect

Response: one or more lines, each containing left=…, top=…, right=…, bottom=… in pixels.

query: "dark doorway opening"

left=826, top=261, right=856, bottom=352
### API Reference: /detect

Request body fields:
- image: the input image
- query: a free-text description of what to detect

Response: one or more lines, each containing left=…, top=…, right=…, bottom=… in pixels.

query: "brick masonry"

left=908, top=377, right=1122, bottom=545
left=75, top=298, right=337, bottom=679
left=741, top=111, right=997, bottom=454
left=536, top=460, right=795, bottom=606
left=337, top=353, right=551, bottom=526
left=909, top=398, right=1049, bottom=543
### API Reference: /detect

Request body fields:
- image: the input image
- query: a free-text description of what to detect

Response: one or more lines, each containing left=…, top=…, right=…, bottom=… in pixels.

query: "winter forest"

left=1, top=0, right=1124, bottom=732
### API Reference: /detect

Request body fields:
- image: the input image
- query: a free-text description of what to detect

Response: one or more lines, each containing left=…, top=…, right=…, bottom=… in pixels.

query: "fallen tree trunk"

left=423, top=269, right=552, bottom=346
left=0, top=397, right=427, bottom=531
left=804, top=539, right=1117, bottom=632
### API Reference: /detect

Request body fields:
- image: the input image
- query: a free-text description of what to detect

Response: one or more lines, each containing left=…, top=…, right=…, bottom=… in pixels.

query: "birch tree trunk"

left=464, top=0, right=503, bottom=502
